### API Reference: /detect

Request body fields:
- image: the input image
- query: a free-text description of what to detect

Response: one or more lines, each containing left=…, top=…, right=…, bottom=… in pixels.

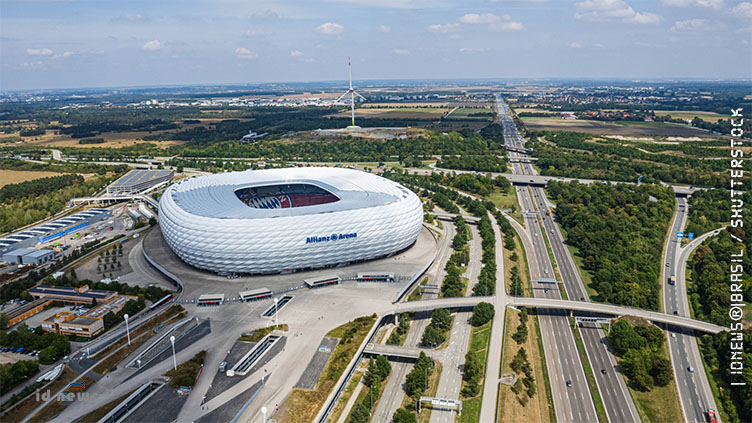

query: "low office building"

left=85, top=295, right=138, bottom=318
left=41, top=311, right=104, bottom=338
left=27, top=284, right=117, bottom=305
left=6, top=299, right=52, bottom=327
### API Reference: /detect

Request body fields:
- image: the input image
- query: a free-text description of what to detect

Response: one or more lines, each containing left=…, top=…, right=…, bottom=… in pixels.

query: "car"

left=688, top=366, right=694, bottom=373
left=671, top=333, right=676, bottom=338
left=666, top=262, right=670, bottom=267
left=601, top=369, right=607, bottom=374
left=673, top=310, right=678, bottom=315
left=566, top=380, right=572, bottom=387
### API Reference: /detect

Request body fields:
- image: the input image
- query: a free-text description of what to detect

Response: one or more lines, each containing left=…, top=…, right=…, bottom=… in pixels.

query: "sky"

left=1, top=0, right=751, bottom=91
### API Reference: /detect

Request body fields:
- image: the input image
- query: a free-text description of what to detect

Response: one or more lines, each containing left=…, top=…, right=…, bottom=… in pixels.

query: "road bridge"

left=363, top=343, right=437, bottom=360
left=387, top=296, right=725, bottom=334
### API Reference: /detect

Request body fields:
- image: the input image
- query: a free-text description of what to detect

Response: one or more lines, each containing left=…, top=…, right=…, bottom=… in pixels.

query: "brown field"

left=521, top=117, right=714, bottom=138
left=0, top=169, right=65, bottom=188
left=14, top=129, right=185, bottom=149
left=653, top=110, right=727, bottom=121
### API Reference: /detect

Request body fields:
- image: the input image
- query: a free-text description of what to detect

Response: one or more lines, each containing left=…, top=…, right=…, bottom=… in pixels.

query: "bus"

left=197, top=294, right=225, bottom=306
left=304, top=274, right=341, bottom=289
left=356, top=272, right=396, bottom=283
left=239, top=288, right=272, bottom=302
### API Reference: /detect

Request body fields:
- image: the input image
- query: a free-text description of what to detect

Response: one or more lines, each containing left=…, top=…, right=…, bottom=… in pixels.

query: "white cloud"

left=626, top=12, right=663, bottom=24
left=252, top=9, right=279, bottom=19
left=379, top=25, right=391, bottom=33
left=315, top=22, right=344, bottom=35
left=428, top=23, right=460, bottom=33
left=459, top=47, right=488, bottom=53
left=290, top=50, right=304, bottom=57
left=491, top=20, right=524, bottom=31
left=460, top=13, right=501, bottom=24
left=235, top=47, right=258, bottom=59
left=141, top=40, right=161, bottom=51
left=569, top=42, right=583, bottom=48
left=671, top=18, right=711, bottom=31
left=594, top=42, right=605, bottom=48
left=112, top=14, right=150, bottom=23
left=662, top=0, right=722, bottom=7
left=731, top=2, right=752, bottom=18
left=393, top=49, right=410, bottom=55
left=244, top=29, right=265, bottom=37
left=26, top=48, right=53, bottom=56
left=575, top=0, right=662, bottom=24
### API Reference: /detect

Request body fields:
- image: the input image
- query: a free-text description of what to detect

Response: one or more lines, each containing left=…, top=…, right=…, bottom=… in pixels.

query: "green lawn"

left=488, top=187, right=520, bottom=212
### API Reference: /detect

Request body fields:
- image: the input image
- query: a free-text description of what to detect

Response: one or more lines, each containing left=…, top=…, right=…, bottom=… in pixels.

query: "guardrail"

left=392, top=223, right=439, bottom=303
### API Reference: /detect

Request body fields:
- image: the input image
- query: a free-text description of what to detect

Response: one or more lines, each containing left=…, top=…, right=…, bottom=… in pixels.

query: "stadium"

left=158, top=167, right=424, bottom=275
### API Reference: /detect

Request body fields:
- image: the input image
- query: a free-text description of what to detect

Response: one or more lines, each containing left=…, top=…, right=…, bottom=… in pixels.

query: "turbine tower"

left=333, top=57, right=367, bottom=128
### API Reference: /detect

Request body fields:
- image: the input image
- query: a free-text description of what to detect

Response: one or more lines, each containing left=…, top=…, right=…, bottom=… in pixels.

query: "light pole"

left=274, top=297, right=279, bottom=326
left=261, top=406, right=267, bottom=422
left=170, top=335, right=177, bottom=370
left=124, top=314, right=130, bottom=346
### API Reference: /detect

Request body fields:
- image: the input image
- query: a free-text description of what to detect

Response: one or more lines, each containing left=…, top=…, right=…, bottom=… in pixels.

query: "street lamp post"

left=124, top=314, right=130, bottom=346
left=170, top=335, right=177, bottom=370
left=261, top=406, right=267, bottom=422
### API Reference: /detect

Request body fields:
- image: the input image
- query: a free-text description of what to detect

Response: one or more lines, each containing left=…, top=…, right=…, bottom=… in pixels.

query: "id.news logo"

left=35, top=382, right=90, bottom=402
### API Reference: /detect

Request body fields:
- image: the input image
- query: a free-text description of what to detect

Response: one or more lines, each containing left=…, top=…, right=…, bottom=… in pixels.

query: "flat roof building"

left=107, top=169, right=174, bottom=196
left=6, top=298, right=52, bottom=327
left=0, top=208, right=111, bottom=254
left=2, top=248, right=55, bottom=265
left=28, top=284, right=117, bottom=305
left=41, top=311, right=104, bottom=338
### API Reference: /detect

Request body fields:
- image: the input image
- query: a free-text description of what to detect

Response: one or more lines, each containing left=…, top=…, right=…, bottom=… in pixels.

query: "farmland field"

left=521, top=116, right=714, bottom=137
left=653, top=110, right=727, bottom=121
left=0, top=169, right=65, bottom=188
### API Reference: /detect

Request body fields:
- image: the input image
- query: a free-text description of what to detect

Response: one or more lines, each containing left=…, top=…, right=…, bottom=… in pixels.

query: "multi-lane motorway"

left=498, top=96, right=598, bottom=423
left=664, top=197, right=720, bottom=422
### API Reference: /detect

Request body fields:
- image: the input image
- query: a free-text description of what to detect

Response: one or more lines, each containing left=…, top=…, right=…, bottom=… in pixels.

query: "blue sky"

left=1, top=0, right=751, bottom=90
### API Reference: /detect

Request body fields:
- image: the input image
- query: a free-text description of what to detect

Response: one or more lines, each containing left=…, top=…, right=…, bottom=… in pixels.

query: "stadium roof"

left=167, top=167, right=412, bottom=219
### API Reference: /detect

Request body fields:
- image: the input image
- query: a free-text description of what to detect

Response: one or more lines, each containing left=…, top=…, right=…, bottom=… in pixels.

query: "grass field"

left=498, top=308, right=553, bottom=423
left=276, top=315, right=376, bottom=423
left=488, top=187, right=520, bottom=212
left=521, top=116, right=713, bottom=138
left=458, top=321, right=492, bottom=423
left=0, top=169, right=65, bottom=188
left=330, top=107, right=447, bottom=120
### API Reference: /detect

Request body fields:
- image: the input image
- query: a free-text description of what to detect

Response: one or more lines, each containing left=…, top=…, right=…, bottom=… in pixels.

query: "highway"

left=525, top=166, right=641, bottom=422
left=664, top=197, right=721, bottom=422
left=497, top=96, right=598, bottom=423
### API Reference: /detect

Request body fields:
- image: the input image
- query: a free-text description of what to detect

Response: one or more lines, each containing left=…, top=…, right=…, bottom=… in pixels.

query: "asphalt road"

left=665, top=197, right=720, bottom=423
left=497, top=95, right=598, bottom=423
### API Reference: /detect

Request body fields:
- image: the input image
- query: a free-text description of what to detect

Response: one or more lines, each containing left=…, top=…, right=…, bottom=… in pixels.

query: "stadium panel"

left=158, top=167, right=424, bottom=275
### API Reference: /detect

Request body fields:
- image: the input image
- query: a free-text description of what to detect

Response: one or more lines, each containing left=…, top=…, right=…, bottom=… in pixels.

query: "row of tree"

left=392, top=352, right=435, bottom=422
left=420, top=309, right=451, bottom=348
left=0, top=324, right=70, bottom=365
left=607, top=319, right=673, bottom=392
left=348, top=355, right=392, bottom=423
left=0, top=359, right=39, bottom=395
left=0, top=174, right=83, bottom=203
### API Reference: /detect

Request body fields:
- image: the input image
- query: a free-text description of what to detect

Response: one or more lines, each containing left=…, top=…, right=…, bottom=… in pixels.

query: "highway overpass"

left=363, top=343, right=437, bottom=360
left=388, top=296, right=726, bottom=334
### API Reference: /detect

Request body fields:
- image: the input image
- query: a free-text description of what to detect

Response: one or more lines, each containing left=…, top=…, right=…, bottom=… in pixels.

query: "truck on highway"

left=669, top=274, right=676, bottom=285
left=546, top=209, right=551, bottom=216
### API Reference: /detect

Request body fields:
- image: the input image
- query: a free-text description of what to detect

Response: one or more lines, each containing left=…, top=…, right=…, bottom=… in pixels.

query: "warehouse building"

left=2, top=248, right=55, bottom=265
left=107, top=169, right=174, bottom=196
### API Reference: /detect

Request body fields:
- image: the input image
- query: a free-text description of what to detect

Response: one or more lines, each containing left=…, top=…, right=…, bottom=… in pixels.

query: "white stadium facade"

left=158, top=167, right=424, bottom=275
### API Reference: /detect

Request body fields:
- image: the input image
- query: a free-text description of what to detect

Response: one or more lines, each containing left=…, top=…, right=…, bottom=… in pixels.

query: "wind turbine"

left=332, top=57, right=367, bottom=128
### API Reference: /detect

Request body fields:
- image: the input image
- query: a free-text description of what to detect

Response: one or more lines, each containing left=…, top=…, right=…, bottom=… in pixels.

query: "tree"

left=375, top=355, right=392, bottom=381
left=387, top=331, right=401, bottom=345
left=512, top=322, right=528, bottom=344
left=472, top=302, right=494, bottom=326
left=420, top=325, right=445, bottom=347
left=0, top=313, right=8, bottom=330
left=349, top=402, right=370, bottom=423
left=608, top=320, right=646, bottom=356
left=392, top=408, right=417, bottom=423
left=430, top=309, right=451, bottom=330
left=651, top=356, right=673, bottom=386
